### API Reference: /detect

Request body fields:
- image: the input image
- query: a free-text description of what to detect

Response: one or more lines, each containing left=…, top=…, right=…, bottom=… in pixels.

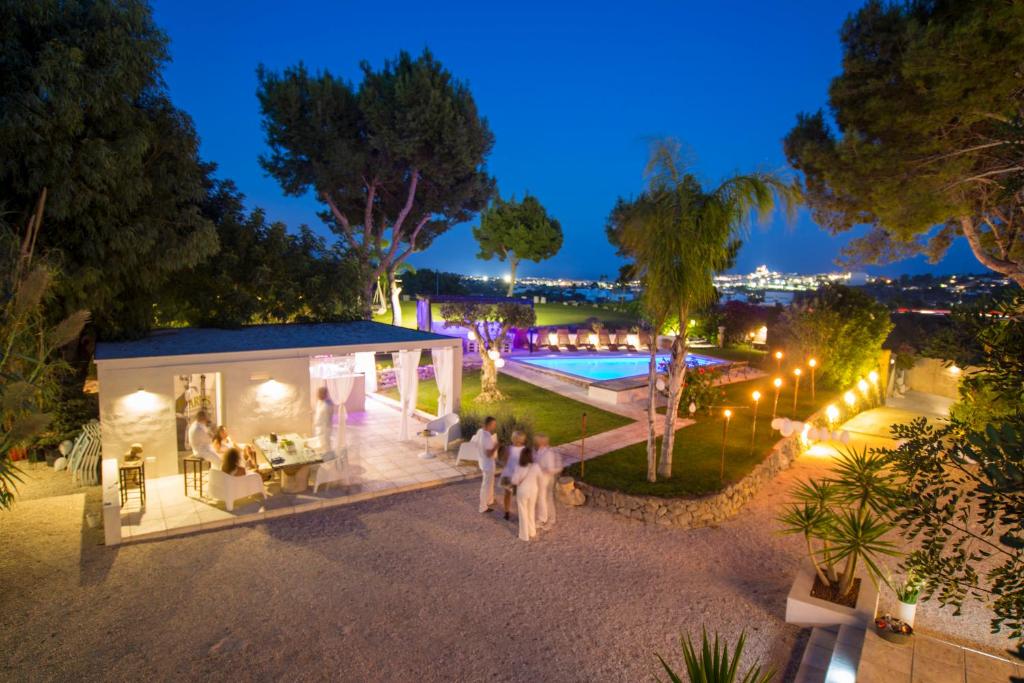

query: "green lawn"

left=699, top=345, right=768, bottom=368
left=568, top=376, right=837, bottom=498
left=381, top=369, right=632, bottom=446
left=374, top=301, right=639, bottom=329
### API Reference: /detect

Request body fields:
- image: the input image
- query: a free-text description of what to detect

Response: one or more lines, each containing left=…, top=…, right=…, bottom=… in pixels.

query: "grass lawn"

left=380, top=369, right=632, bottom=446
left=699, top=345, right=768, bottom=368
left=568, top=376, right=838, bottom=498
left=374, top=301, right=639, bottom=329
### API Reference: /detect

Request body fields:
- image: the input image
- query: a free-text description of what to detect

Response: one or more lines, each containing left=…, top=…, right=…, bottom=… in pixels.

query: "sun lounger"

left=577, top=329, right=599, bottom=351
left=556, top=329, right=578, bottom=352
left=596, top=330, right=615, bottom=351
left=615, top=329, right=636, bottom=352
left=637, top=331, right=652, bottom=352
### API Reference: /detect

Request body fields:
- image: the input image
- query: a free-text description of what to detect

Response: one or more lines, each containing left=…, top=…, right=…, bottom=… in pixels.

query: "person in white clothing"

left=187, top=410, right=220, bottom=466
left=534, top=434, right=562, bottom=529
left=476, top=417, right=499, bottom=513
left=313, top=386, right=336, bottom=459
left=500, top=431, right=527, bottom=521
left=511, top=447, right=543, bottom=541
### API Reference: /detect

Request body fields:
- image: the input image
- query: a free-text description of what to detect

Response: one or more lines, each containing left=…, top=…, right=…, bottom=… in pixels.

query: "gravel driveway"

left=1, top=443, right=1015, bottom=682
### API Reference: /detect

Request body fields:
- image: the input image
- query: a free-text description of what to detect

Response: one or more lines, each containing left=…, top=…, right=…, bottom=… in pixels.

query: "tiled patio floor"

left=857, top=628, right=1022, bottom=683
left=117, top=398, right=478, bottom=543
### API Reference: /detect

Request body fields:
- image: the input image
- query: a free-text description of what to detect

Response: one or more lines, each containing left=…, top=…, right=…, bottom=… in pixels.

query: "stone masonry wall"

left=577, top=434, right=805, bottom=529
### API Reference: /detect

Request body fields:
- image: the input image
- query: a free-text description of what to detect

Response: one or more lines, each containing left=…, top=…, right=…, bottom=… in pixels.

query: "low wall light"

left=844, top=391, right=856, bottom=408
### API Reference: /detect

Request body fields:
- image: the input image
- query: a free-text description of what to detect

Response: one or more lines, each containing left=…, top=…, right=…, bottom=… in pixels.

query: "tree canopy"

left=0, top=0, right=217, bottom=337
left=156, top=177, right=362, bottom=327
left=257, top=49, right=496, bottom=318
left=473, top=193, right=562, bottom=296
left=784, top=0, right=1024, bottom=286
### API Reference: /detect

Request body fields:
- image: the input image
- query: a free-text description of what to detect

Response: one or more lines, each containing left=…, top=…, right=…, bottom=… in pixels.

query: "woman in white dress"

left=534, top=434, right=562, bottom=530
left=511, top=447, right=543, bottom=541
left=499, top=431, right=526, bottom=521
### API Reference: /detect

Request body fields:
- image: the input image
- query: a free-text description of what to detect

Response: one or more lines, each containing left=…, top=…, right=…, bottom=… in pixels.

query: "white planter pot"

left=785, top=560, right=880, bottom=628
left=896, top=600, right=917, bottom=628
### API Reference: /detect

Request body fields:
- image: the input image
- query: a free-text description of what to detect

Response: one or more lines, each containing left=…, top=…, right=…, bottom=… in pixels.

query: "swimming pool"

left=515, top=352, right=727, bottom=382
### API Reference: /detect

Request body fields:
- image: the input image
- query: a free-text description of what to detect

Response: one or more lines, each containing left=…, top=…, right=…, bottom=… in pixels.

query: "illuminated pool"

left=514, top=352, right=727, bottom=382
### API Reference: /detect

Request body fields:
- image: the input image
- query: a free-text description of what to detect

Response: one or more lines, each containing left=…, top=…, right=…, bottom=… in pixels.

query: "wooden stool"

left=183, top=456, right=203, bottom=497
left=119, top=461, right=146, bottom=507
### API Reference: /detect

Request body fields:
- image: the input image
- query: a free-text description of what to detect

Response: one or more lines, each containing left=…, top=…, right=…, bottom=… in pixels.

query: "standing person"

left=188, top=410, right=219, bottom=466
left=476, top=417, right=499, bottom=513
left=511, top=447, right=543, bottom=541
left=534, top=434, right=563, bottom=530
left=313, top=386, right=337, bottom=459
left=500, top=431, right=527, bottom=521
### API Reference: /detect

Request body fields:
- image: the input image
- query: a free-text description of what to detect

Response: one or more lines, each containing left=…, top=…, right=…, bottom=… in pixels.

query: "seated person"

left=221, top=447, right=249, bottom=476
left=187, top=410, right=220, bottom=466
left=213, top=425, right=258, bottom=470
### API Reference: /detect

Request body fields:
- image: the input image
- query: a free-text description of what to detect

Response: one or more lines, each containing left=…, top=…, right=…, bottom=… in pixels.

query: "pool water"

left=515, top=353, right=726, bottom=382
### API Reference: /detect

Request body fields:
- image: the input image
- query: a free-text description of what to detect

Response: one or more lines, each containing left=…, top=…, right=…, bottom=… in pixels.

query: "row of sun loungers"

left=543, top=328, right=653, bottom=353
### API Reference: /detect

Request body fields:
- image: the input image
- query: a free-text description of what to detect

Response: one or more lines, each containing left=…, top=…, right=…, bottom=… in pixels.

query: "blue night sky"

left=153, top=0, right=977, bottom=280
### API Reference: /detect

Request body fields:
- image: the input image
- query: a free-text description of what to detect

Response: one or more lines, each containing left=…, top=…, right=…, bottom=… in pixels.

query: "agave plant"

left=657, top=629, right=775, bottom=683
left=777, top=447, right=901, bottom=599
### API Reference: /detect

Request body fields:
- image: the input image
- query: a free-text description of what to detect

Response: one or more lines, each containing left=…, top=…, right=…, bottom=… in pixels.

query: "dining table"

left=252, top=433, right=323, bottom=494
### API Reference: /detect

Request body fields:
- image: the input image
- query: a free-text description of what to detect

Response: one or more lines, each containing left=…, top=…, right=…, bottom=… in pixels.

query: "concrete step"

left=825, top=624, right=866, bottom=683
left=794, top=626, right=838, bottom=683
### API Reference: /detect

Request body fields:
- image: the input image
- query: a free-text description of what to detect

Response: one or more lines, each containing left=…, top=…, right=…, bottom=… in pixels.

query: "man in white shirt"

left=187, top=410, right=220, bottom=466
left=535, top=433, right=562, bottom=529
left=313, top=386, right=336, bottom=460
left=477, top=417, right=499, bottom=513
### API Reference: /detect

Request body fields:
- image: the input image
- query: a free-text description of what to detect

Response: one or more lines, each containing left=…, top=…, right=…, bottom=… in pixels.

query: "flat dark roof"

left=95, top=321, right=454, bottom=361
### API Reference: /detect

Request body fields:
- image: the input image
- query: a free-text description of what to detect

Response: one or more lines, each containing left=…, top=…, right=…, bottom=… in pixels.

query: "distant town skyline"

left=154, top=0, right=981, bottom=281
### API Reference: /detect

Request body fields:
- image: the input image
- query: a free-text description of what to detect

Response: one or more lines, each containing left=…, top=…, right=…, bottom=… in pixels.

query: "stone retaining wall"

left=577, top=433, right=805, bottom=529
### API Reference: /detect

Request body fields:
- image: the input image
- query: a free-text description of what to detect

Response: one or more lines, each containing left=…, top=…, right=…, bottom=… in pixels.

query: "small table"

left=119, top=460, right=146, bottom=507
left=418, top=429, right=437, bottom=459
left=252, top=434, right=323, bottom=495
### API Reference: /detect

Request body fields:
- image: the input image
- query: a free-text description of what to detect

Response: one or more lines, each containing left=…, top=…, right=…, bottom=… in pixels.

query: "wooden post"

left=579, top=412, right=588, bottom=478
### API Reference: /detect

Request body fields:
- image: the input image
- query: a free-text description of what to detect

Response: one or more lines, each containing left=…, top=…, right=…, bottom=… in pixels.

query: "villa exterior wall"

left=97, top=355, right=313, bottom=479
left=577, top=431, right=804, bottom=529
left=904, top=357, right=967, bottom=399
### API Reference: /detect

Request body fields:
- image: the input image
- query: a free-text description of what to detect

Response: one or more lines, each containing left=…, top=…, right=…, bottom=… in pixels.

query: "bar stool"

left=183, top=456, right=204, bottom=497
left=118, top=460, right=146, bottom=507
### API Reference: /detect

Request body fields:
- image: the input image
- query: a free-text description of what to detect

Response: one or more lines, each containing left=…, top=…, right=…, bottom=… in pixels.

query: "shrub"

left=774, top=284, right=892, bottom=388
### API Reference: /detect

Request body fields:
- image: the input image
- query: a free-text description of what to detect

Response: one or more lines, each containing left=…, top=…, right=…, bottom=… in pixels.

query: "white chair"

left=426, top=413, right=461, bottom=451
left=455, top=434, right=482, bottom=467
left=208, top=469, right=265, bottom=511
left=313, top=447, right=350, bottom=493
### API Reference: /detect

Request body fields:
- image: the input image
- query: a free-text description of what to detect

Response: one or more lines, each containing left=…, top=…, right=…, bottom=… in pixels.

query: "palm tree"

left=610, top=140, right=796, bottom=480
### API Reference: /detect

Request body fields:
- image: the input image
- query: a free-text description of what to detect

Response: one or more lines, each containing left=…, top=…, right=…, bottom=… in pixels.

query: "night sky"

left=153, top=0, right=978, bottom=279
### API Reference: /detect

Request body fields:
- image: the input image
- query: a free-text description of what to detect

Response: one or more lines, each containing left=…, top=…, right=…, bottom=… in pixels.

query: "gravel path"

left=2, top=448, right=1017, bottom=682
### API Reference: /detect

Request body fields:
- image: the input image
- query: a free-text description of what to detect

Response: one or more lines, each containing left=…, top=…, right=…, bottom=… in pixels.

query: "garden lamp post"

left=857, top=378, right=870, bottom=407
left=750, top=390, right=761, bottom=453
left=792, top=367, right=802, bottom=412
left=826, top=404, right=839, bottom=427
left=868, top=370, right=879, bottom=404
left=720, top=409, right=732, bottom=483
left=527, top=327, right=537, bottom=353
left=844, top=390, right=857, bottom=415
left=808, top=358, right=817, bottom=400
left=774, top=350, right=783, bottom=372
left=772, top=377, right=782, bottom=419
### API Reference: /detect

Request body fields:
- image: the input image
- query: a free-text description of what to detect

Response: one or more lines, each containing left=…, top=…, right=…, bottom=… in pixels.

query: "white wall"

left=98, top=355, right=312, bottom=478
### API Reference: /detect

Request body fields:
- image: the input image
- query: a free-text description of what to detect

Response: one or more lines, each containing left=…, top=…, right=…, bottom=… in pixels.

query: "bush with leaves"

left=778, top=447, right=900, bottom=600
left=775, top=284, right=892, bottom=389
left=879, top=294, right=1023, bottom=647
left=656, top=629, right=774, bottom=683
left=1, top=215, right=88, bottom=509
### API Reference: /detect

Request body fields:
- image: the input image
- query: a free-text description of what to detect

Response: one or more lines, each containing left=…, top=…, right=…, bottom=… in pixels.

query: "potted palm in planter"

left=778, top=447, right=900, bottom=626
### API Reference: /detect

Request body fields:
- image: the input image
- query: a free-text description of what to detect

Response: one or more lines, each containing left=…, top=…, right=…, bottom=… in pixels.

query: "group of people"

left=474, top=418, right=563, bottom=542
left=187, top=410, right=261, bottom=478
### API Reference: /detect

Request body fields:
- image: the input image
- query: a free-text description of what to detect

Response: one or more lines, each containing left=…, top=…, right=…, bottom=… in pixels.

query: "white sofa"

left=208, top=469, right=265, bottom=511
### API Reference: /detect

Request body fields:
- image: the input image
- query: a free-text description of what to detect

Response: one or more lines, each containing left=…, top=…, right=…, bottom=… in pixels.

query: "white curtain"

left=431, top=347, right=454, bottom=417
left=392, top=349, right=421, bottom=440
left=310, top=356, right=356, bottom=451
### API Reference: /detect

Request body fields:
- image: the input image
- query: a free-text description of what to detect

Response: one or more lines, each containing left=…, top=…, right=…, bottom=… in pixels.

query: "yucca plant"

left=656, top=629, right=774, bottom=683
left=777, top=447, right=900, bottom=600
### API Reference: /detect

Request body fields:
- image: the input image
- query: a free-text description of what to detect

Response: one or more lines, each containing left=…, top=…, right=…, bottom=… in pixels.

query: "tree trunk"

left=389, top=272, right=403, bottom=326
left=658, top=328, right=688, bottom=479
left=645, top=332, right=659, bottom=482
left=506, top=258, right=519, bottom=297
left=960, top=216, right=1024, bottom=287
left=476, top=351, right=505, bottom=403
left=361, top=280, right=375, bottom=320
